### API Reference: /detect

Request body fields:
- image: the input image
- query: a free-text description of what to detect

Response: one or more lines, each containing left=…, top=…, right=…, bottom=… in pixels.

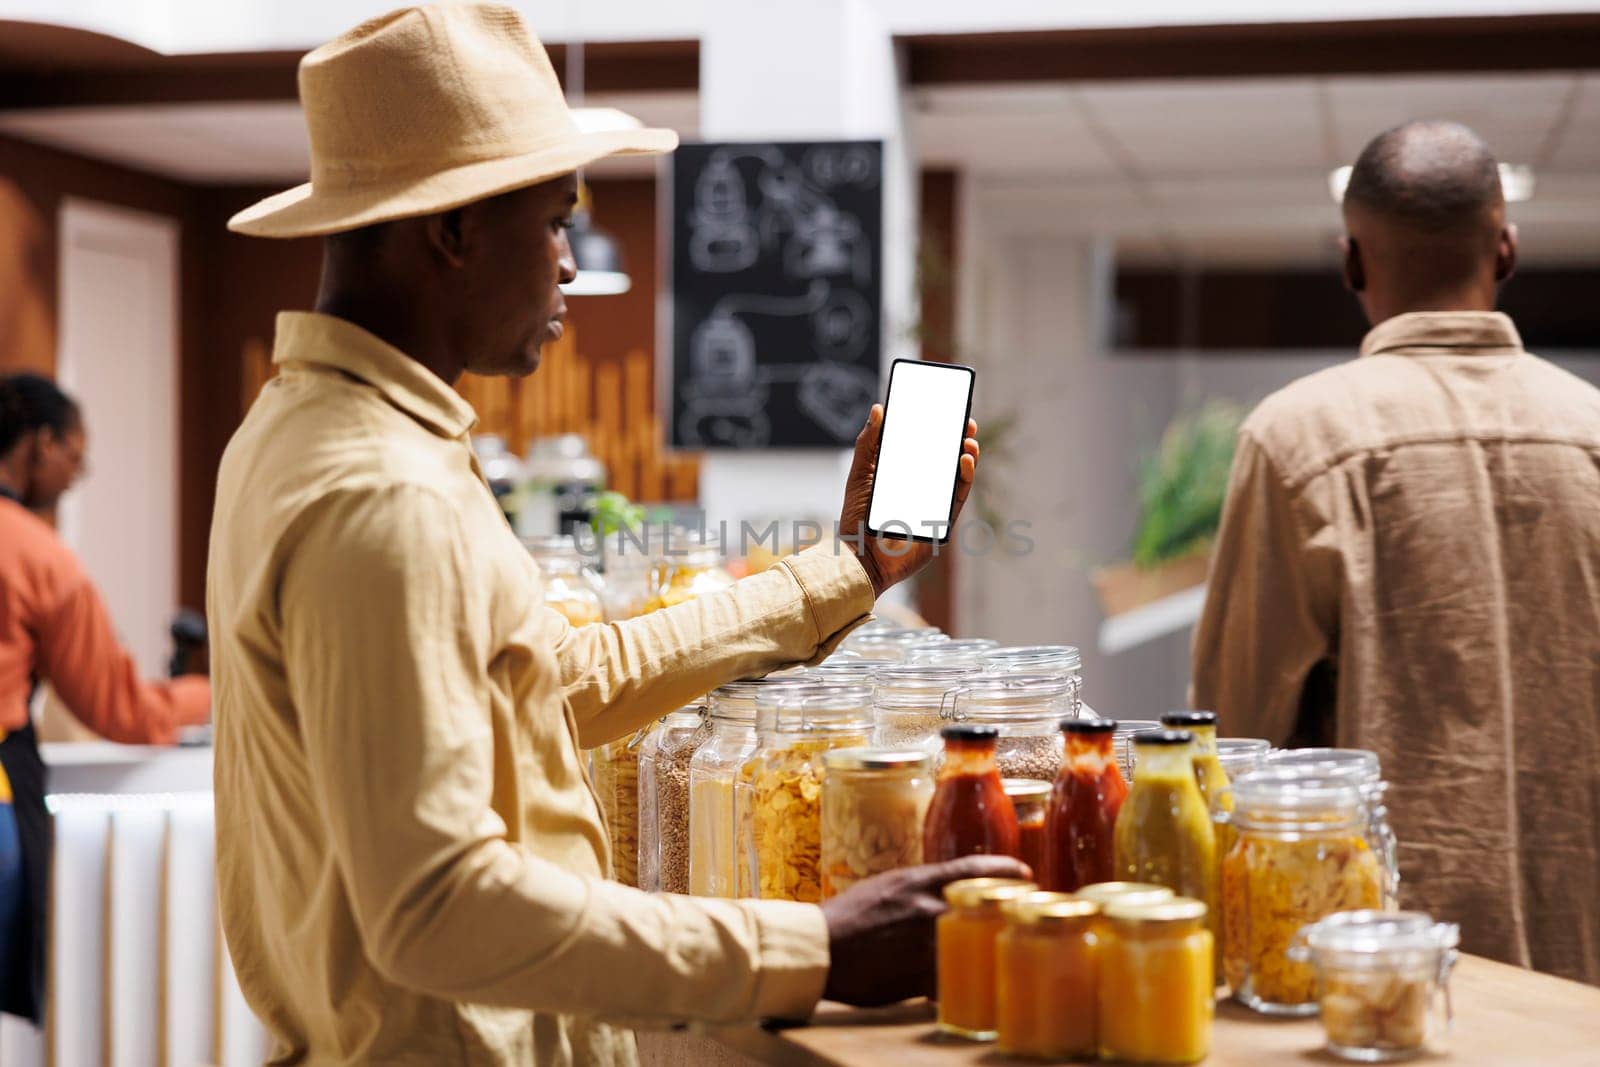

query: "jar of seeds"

left=872, top=664, right=979, bottom=753
left=942, top=673, right=1075, bottom=782
left=638, top=704, right=712, bottom=894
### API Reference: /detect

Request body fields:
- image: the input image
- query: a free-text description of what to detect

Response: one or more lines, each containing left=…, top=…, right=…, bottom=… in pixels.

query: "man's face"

left=28, top=420, right=87, bottom=510
left=458, top=175, right=579, bottom=377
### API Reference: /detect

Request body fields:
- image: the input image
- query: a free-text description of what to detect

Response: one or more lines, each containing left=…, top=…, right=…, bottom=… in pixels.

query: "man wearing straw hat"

left=207, top=5, right=1015, bottom=1064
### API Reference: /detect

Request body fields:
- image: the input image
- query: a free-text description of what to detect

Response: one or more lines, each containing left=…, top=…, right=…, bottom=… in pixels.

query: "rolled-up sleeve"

left=548, top=544, right=877, bottom=748
left=280, top=485, right=830, bottom=1022
left=1191, top=432, right=1337, bottom=743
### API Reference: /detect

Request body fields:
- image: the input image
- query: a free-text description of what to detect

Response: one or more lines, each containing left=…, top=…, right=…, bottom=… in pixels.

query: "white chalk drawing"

left=677, top=142, right=881, bottom=447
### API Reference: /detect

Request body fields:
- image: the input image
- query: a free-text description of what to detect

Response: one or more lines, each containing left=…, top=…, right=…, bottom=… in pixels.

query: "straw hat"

left=228, top=4, right=678, bottom=238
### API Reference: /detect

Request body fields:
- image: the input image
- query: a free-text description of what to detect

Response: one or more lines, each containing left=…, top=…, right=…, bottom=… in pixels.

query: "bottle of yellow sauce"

left=1113, top=730, right=1218, bottom=952
left=995, top=893, right=1100, bottom=1060
left=1097, top=897, right=1214, bottom=1064
left=936, top=878, right=1037, bottom=1040
left=1162, top=711, right=1231, bottom=984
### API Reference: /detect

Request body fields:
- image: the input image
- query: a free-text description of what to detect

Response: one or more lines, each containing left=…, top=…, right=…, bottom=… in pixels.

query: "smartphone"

left=866, top=359, right=976, bottom=544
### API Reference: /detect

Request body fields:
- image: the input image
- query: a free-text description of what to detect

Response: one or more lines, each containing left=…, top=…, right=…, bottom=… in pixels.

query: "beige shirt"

left=207, top=312, right=876, bottom=1065
left=1194, top=311, right=1600, bottom=985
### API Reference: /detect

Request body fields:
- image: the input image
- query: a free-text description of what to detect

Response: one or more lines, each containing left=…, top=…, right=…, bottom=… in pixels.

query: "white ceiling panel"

left=1545, top=74, right=1600, bottom=170
left=913, top=85, right=1121, bottom=177
left=1323, top=73, right=1576, bottom=164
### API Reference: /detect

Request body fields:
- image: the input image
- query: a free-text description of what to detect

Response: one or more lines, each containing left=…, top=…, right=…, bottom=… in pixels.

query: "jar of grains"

left=1264, top=748, right=1399, bottom=909
left=872, top=665, right=979, bottom=753
left=1223, top=770, right=1385, bottom=1015
left=522, top=534, right=606, bottom=627
left=638, top=704, right=712, bottom=894
left=688, top=676, right=808, bottom=897
left=819, top=748, right=933, bottom=898
left=590, top=726, right=649, bottom=886
left=942, top=673, right=1075, bottom=782
left=742, top=684, right=874, bottom=902
left=981, top=646, right=1084, bottom=715
left=904, top=637, right=999, bottom=668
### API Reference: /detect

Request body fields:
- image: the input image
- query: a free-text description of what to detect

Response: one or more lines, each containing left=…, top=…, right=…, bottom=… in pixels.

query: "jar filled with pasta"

left=819, top=748, right=933, bottom=898
left=872, top=664, right=977, bottom=752
left=1223, top=770, right=1385, bottom=1015
left=742, top=684, right=874, bottom=902
left=688, top=676, right=807, bottom=897
left=1264, top=748, right=1399, bottom=908
left=638, top=705, right=712, bottom=894
left=641, top=529, right=735, bottom=613
left=981, top=645, right=1084, bottom=714
left=523, top=534, right=606, bottom=626
left=942, top=673, right=1075, bottom=782
left=590, top=727, right=649, bottom=886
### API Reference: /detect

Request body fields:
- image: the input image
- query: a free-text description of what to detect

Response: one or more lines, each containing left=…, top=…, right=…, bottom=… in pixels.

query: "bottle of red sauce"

left=924, top=725, right=1019, bottom=862
left=1045, top=719, right=1129, bottom=891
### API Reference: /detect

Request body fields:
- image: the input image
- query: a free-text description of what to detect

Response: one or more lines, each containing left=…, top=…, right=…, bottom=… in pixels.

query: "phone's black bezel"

left=864, top=358, right=976, bottom=545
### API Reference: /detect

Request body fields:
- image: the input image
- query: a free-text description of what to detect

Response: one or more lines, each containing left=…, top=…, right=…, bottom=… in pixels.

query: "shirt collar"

left=271, top=311, right=478, bottom=439
left=1359, top=310, right=1524, bottom=359
left=0, top=485, right=19, bottom=505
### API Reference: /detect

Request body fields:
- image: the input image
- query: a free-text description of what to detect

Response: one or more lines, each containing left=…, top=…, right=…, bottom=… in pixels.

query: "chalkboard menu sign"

left=667, top=140, right=883, bottom=449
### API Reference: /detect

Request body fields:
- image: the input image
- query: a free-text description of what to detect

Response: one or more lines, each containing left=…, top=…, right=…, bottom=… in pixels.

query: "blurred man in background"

left=1193, top=121, right=1600, bottom=984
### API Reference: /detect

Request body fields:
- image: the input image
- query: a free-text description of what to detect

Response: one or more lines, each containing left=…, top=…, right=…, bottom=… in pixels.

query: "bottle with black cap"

left=924, top=725, right=1020, bottom=864
left=1161, top=710, right=1231, bottom=986
left=1111, top=729, right=1217, bottom=942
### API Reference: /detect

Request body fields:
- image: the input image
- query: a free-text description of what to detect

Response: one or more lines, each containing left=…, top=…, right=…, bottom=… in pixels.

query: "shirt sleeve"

left=1190, top=432, right=1337, bottom=744
left=279, top=485, right=830, bottom=1022
left=33, top=562, right=210, bottom=745
left=546, top=544, right=877, bottom=749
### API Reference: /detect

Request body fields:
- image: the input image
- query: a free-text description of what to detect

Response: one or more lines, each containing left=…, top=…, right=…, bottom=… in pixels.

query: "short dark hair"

left=0, top=373, right=81, bottom=456
left=1344, top=120, right=1502, bottom=233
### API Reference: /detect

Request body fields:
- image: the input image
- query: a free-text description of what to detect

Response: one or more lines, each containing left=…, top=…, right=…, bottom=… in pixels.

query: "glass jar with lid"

left=942, top=673, right=1075, bottom=782
left=742, top=684, right=874, bottom=902
left=1222, top=769, right=1385, bottom=1014
left=641, top=528, right=735, bottom=614
left=905, top=637, right=998, bottom=668
left=522, top=534, right=607, bottom=627
left=872, top=664, right=977, bottom=752
left=937, top=877, right=1039, bottom=1040
left=981, top=645, right=1084, bottom=715
left=1264, top=748, right=1398, bottom=908
left=590, top=727, right=648, bottom=887
left=842, top=627, right=946, bottom=662
left=1097, top=897, right=1214, bottom=1065
left=1112, top=720, right=1163, bottom=779
left=1217, top=737, right=1273, bottom=780
left=819, top=747, right=933, bottom=898
left=807, top=656, right=880, bottom=688
left=1003, top=778, right=1052, bottom=878
left=996, top=892, right=1100, bottom=1060
left=638, top=704, right=712, bottom=894
left=688, top=676, right=808, bottom=897
left=1288, top=910, right=1460, bottom=1062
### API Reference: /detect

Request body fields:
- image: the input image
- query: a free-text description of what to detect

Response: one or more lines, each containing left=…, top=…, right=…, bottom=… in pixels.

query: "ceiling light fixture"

left=1328, top=163, right=1535, bottom=205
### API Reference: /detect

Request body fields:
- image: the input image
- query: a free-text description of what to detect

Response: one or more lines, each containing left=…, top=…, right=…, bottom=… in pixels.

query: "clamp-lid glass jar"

left=872, top=664, right=978, bottom=752
left=981, top=645, right=1084, bottom=714
left=638, top=705, right=711, bottom=894
left=523, top=534, right=606, bottom=627
left=819, top=747, right=933, bottom=898
left=1289, top=910, right=1460, bottom=1062
left=1264, top=748, right=1398, bottom=908
left=1222, top=770, right=1385, bottom=1014
left=642, top=529, right=735, bottom=613
left=843, top=628, right=947, bottom=662
left=944, top=673, right=1076, bottom=782
left=905, top=638, right=999, bottom=668
left=743, top=684, right=874, bottom=902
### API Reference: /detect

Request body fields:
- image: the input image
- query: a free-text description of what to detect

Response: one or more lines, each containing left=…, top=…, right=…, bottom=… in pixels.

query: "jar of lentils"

left=638, top=704, right=712, bottom=894
left=942, top=673, right=1076, bottom=782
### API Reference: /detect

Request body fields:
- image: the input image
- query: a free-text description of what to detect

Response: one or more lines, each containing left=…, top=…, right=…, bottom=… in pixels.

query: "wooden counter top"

left=682, top=955, right=1599, bottom=1066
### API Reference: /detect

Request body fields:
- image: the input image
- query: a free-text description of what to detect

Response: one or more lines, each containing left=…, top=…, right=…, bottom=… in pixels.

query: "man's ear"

left=1341, top=235, right=1365, bottom=294
left=1495, top=223, right=1518, bottom=284
left=424, top=209, right=469, bottom=269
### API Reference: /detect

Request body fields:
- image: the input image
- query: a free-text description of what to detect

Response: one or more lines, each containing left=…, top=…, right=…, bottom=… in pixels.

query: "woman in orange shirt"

left=0, top=373, right=209, bottom=1021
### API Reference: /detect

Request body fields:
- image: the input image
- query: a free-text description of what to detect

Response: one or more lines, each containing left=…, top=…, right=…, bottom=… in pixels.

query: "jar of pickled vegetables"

left=742, top=684, right=873, bottom=902
left=1097, top=897, right=1214, bottom=1065
left=924, top=725, right=1019, bottom=863
left=981, top=645, right=1084, bottom=714
left=590, top=728, right=649, bottom=886
left=996, top=893, right=1100, bottom=1059
left=641, top=529, right=734, bottom=613
left=1265, top=748, right=1399, bottom=908
left=1003, top=778, right=1051, bottom=879
left=937, top=877, right=1038, bottom=1040
left=1223, top=770, right=1385, bottom=1015
left=1113, top=730, right=1218, bottom=950
left=638, top=705, right=711, bottom=894
left=523, top=534, right=606, bottom=626
left=688, top=677, right=806, bottom=897
left=819, top=748, right=932, bottom=898
left=905, top=637, right=999, bottom=668
left=1289, top=910, right=1460, bottom=1062
left=843, top=628, right=946, bottom=662
left=1046, top=719, right=1129, bottom=892
left=871, top=665, right=977, bottom=752
left=942, top=673, right=1075, bottom=782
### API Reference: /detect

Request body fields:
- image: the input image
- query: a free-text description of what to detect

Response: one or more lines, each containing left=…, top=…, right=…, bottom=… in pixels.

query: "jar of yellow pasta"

left=740, top=684, right=874, bottom=902
left=639, top=529, right=734, bottom=614
left=1223, top=769, right=1385, bottom=1015
left=522, top=534, right=606, bottom=626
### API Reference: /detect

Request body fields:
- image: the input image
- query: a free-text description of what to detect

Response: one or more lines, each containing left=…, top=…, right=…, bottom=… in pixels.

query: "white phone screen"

left=866, top=360, right=974, bottom=542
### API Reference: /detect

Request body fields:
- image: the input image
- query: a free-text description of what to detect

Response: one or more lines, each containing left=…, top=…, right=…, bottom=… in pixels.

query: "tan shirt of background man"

left=1194, top=122, right=1600, bottom=985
